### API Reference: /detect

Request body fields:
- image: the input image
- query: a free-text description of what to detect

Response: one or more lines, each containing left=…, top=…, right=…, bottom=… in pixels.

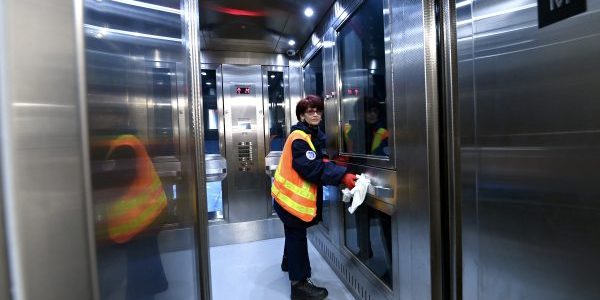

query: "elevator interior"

left=199, top=54, right=298, bottom=245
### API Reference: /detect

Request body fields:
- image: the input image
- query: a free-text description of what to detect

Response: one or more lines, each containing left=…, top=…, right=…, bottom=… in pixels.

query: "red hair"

left=295, top=95, right=324, bottom=121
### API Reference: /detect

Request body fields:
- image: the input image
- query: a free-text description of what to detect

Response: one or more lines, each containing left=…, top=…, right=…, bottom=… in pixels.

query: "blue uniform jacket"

left=274, top=121, right=347, bottom=228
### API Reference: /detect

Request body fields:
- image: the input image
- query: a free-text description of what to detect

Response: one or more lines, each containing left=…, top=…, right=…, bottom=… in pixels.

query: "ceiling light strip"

left=111, top=0, right=181, bottom=15
left=84, top=24, right=182, bottom=42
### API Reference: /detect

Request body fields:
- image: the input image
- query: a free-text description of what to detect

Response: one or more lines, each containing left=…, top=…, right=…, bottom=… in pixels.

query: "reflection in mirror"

left=150, top=66, right=176, bottom=157
left=303, top=50, right=326, bottom=133
left=344, top=202, right=393, bottom=288
left=201, top=68, right=224, bottom=220
left=86, top=0, right=201, bottom=298
left=303, top=50, right=324, bottom=99
left=267, top=71, right=286, bottom=152
left=338, top=0, right=389, bottom=157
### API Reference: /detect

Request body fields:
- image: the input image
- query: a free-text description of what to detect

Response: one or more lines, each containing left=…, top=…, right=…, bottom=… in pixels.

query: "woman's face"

left=366, top=108, right=379, bottom=124
left=302, top=107, right=322, bottom=126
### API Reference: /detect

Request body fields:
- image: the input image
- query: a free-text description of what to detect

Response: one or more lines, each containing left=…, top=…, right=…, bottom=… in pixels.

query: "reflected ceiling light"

left=304, top=7, right=314, bottom=17
left=201, top=72, right=207, bottom=76
left=456, top=3, right=536, bottom=26
left=456, top=0, right=473, bottom=8
left=322, top=41, right=335, bottom=48
left=276, top=54, right=285, bottom=66
left=206, top=82, right=212, bottom=85
left=288, top=39, right=296, bottom=46
left=311, top=34, right=319, bottom=46
left=270, top=75, right=276, bottom=78
left=84, top=24, right=182, bottom=42
left=113, top=0, right=180, bottom=14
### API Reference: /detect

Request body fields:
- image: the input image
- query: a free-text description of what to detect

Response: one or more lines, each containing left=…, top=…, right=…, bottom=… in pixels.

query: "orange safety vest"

left=106, top=135, right=167, bottom=243
left=271, top=130, right=319, bottom=222
left=343, top=124, right=388, bottom=154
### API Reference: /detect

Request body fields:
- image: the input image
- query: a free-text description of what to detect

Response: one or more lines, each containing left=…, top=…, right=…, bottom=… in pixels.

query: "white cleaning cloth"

left=341, top=174, right=371, bottom=214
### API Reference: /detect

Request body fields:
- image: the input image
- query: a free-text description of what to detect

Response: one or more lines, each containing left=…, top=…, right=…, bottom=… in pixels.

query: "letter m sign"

left=538, top=0, right=586, bottom=27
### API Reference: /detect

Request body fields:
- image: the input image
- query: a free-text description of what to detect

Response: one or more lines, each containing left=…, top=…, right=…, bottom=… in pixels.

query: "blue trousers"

left=283, top=224, right=312, bottom=281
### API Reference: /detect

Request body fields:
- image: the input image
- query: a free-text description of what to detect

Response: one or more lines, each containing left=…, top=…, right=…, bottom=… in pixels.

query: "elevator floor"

left=210, top=237, right=355, bottom=300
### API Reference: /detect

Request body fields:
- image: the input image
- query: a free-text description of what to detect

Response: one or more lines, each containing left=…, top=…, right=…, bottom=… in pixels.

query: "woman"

left=272, top=95, right=357, bottom=300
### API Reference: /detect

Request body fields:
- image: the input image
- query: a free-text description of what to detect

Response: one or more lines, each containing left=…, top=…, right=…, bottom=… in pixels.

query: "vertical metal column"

left=437, top=0, right=461, bottom=299
left=0, top=0, right=96, bottom=299
left=182, top=0, right=211, bottom=298
left=0, top=151, right=9, bottom=300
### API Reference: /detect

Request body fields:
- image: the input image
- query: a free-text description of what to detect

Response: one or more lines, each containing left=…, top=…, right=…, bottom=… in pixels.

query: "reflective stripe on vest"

left=106, top=135, right=167, bottom=243
left=271, top=130, right=319, bottom=222
left=344, top=124, right=388, bottom=155
left=370, top=128, right=389, bottom=154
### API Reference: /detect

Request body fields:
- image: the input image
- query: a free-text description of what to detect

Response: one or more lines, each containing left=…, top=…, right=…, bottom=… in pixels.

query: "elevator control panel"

left=237, top=142, right=254, bottom=171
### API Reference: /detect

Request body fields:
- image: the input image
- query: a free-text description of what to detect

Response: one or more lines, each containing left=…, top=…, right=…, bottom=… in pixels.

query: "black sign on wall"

left=538, top=0, right=587, bottom=28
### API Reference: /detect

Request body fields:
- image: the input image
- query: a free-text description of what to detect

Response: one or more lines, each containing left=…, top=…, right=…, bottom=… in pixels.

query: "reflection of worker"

left=273, top=95, right=357, bottom=300
left=90, top=105, right=168, bottom=299
left=342, top=97, right=393, bottom=283
left=343, top=97, right=389, bottom=156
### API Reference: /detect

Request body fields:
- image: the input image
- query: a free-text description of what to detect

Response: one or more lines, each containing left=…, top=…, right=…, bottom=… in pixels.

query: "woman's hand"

left=341, top=173, right=358, bottom=189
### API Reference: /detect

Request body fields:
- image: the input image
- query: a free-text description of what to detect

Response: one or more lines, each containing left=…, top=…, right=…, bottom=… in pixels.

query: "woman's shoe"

left=291, top=278, right=328, bottom=300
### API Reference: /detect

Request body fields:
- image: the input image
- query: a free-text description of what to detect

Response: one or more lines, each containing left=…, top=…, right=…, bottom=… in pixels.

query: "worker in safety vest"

left=343, top=97, right=389, bottom=156
left=273, top=95, right=357, bottom=300
left=90, top=104, right=169, bottom=299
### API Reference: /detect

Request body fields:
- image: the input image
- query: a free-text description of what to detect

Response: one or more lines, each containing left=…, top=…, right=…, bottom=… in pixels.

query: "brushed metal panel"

left=0, top=154, right=8, bottom=300
left=182, top=1, right=211, bottom=298
left=309, top=228, right=393, bottom=300
left=322, top=28, right=340, bottom=161
left=458, top=0, right=600, bottom=299
left=0, top=0, right=95, bottom=299
left=289, top=60, right=304, bottom=122
left=222, top=64, right=268, bottom=222
left=389, top=0, right=440, bottom=297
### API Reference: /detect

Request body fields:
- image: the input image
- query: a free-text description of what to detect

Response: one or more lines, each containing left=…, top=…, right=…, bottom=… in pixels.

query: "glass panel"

left=303, top=50, right=326, bottom=133
left=150, top=66, right=176, bottom=157
left=201, top=69, right=219, bottom=155
left=201, top=68, right=224, bottom=220
left=338, top=0, right=389, bottom=157
left=303, top=50, right=324, bottom=99
left=344, top=202, right=393, bottom=288
left=85, top=0, right=200, bottom=299
left=267, top=71, right=286, bottom=152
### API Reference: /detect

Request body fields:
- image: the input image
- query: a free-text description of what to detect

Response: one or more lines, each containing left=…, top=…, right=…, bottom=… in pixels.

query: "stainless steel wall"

left=457, top=0, right=600, bottom=299
left=0, top=0, right=96, bottom=299
left=299, top=0, right=443, bottom=299
left=221, top=64, right=267, bottom=222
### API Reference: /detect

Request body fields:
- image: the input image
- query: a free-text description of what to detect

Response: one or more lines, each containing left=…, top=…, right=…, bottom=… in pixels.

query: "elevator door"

left=222, top=64, right=267, bottom=222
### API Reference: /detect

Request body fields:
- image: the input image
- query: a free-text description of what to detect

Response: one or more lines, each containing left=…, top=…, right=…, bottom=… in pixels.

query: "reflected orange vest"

left=271, top=130, right=318, bottom=222
left=343, top=124, right=388, bottom=154
left=106, top=135, right=167, bottom=243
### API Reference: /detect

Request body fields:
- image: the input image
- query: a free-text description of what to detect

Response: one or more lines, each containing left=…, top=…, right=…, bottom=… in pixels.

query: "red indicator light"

left=208, top=4, right=267, bottom=17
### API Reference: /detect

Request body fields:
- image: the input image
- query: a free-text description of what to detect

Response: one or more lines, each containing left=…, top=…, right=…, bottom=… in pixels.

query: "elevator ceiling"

left=199, top=0, right=335, bottom=54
